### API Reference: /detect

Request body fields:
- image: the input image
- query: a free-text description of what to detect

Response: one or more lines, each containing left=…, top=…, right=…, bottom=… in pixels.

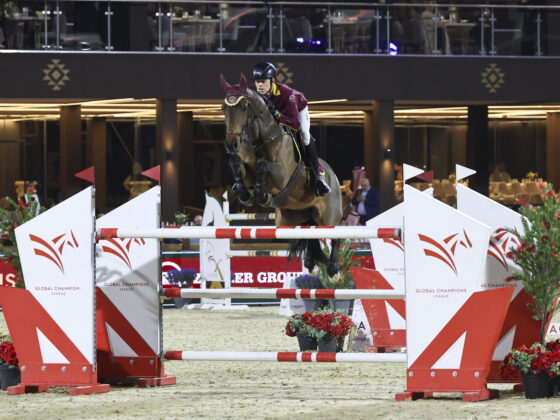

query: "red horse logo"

left=101, top=238, right=146, bottom=269
left=418, top=230, right=473, bottom=275
left=29, top=230, right=80, bottom=273
left=488, top=228, right=520, bottom=271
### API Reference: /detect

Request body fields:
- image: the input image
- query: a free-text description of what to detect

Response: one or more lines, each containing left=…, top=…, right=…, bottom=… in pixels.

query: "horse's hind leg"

left=327, top=239, right=340, bottom=277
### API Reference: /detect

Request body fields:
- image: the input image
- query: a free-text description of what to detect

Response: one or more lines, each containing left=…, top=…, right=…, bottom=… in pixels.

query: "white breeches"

left=299, top=106, right=311, bottom=145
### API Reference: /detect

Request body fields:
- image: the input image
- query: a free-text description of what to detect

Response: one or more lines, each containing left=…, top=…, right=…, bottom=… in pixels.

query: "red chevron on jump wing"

left=29, top=230, right=80, bottom=274
left=487, top=229, right=520, bottom=271
left=101, top=238, right=146, bottom=269
left=418, top=230, right=473, bottom=275
left=383, top=238, right=404, bottom=252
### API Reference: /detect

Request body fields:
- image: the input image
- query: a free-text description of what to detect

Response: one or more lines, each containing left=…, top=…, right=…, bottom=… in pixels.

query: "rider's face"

left=255, top=78, right=272, bottom=96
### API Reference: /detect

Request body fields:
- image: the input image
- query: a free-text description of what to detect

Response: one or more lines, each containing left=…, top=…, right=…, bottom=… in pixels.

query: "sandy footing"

left=1, top=307, right=559, bottom=419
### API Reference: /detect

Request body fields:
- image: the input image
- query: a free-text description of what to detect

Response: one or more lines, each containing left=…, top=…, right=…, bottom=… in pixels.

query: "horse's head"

left=220, top=73, right=250, bottom=153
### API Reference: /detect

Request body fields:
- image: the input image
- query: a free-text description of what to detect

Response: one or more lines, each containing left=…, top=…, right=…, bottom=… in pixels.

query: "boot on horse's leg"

left=255, top=160, right=273, bottom=207
left=304, top=140, right=331, bottom=197
left=226, top=152, right=252, bottom=203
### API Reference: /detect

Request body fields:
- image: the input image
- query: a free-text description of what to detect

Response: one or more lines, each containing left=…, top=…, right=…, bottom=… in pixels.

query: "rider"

left=252, top=62, right=331, bottom=197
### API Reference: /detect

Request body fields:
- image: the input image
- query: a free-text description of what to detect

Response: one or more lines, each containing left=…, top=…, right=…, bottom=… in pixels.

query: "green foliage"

left=315, top=239, right=362, bottom=289
left=0, top=193, right=44, bottom=287
left=506, top=183, right=560, bottom=344
left=174, top=210, right=190, bottom=226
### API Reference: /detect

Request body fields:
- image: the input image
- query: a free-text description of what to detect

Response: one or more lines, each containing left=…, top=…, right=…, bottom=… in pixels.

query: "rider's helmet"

left=252, top=62, right=277, bottom=80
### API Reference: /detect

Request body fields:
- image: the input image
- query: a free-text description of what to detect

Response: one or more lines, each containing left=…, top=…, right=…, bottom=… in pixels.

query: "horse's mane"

left=246, top=87, right=268, bottom=111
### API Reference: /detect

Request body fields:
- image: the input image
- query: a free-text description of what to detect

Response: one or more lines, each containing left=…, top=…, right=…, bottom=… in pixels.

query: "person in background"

left=490, top=161, right=511, bottom=182
left=189, top=214, right=203, bottom=248
left=352, top=177, right=380, bottom=225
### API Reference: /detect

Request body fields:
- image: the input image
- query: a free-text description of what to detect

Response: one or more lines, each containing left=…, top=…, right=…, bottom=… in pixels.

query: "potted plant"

left=0, top=188, right=44, bottom=288
left=165, top=268, right=197, bottom=308
left=502, top=182, right=560, bottom=397
left=294, top=274, right=327, bottom=312
left=500, top=339, right=560, bottom=399
left=315, top=238, right=362, bottom=315
left=0, top=334, right=20, bottom=391
left=285, top=308, right=355, bottom=353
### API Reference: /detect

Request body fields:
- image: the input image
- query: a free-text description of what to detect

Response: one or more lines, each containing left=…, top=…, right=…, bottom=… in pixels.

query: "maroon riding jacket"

left=267, top=82, right=308, bottom=131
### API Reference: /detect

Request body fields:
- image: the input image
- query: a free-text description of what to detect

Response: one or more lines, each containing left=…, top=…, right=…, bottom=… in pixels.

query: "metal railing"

left=1, top=1, right=559, bottom=56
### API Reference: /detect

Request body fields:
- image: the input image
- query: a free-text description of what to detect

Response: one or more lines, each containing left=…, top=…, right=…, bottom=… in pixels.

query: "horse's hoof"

left=327, top=262, right=339, bottom=277
left=233, top=183, right=251, bottom=202
left=256, top=191, right=272, bottom=207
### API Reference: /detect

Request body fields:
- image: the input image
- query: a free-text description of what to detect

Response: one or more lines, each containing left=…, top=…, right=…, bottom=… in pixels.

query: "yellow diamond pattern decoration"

left=481, top=63, right=505, bottom=94
left=274, top=62, right=294, bottom=84
left=42, top=59, right=70, bottom=91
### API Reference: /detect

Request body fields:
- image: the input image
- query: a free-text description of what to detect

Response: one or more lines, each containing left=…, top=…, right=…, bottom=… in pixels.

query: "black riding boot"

left=304, top=141, right=331, bottom=197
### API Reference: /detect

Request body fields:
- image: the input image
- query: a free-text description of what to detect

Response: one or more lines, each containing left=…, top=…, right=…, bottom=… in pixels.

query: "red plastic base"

left=7, top=383, right=110, bottom=396
left=513, top=383, right=524, bottom=393
left=395, top=389, right=498, bottom=402
left=395, top=391, right=433, bottom=401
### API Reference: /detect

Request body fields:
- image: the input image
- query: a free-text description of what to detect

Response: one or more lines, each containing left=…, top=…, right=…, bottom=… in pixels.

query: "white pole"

left=163, top=288, right=405, bottom=300
left=99, top=226, right=401, bottom=240
left=164, top=350, right=406, bottom=363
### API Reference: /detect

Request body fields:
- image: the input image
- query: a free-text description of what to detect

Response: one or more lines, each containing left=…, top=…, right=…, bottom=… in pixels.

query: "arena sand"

left=2, top=307, right=560, bottom=420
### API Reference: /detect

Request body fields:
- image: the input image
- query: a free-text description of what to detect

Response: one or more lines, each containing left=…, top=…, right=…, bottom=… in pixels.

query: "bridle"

left=224, top=94, right=283, bottom=154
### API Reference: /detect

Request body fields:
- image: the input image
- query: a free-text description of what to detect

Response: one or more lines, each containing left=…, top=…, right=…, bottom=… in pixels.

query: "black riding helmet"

left=252, top=62, right=277, bottom=80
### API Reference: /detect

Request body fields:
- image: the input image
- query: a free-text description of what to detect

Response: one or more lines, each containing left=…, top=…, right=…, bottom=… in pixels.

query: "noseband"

left=224, top=97, right=278, bottom=154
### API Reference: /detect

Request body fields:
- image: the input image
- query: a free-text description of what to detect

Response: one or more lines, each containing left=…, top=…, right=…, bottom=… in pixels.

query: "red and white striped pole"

left=164, top=350, right=406, bottom=363
left=161, top=288, right=404, bottom=300
left=97, top=226, right=401, bottom=240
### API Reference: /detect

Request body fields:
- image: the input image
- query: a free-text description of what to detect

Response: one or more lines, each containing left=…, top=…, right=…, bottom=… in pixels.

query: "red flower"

left=506, top=251, right=514, bottom=260
left=0, top=340, right=19, bottom=367
left=542, top=234, right=550, bottom=242
left=556, top=213, right=560, bottom=221
left=6, top=255, right=14, bottom=263
left=528, top=245, right=536, bottom=253
left=1, top=232, right=9, bottom=239
left=530, top=205, right=536, bottom=211
left=18, top=199, right=25, bottom=212
left=27, top=187, right=36, bottom=194
left=546, top=190, right=554, bottom=199
left=505, top=276, right=514, bottom=283
left=552, top=242, right=557, bottom=248
left=517, top=198, right=527, bottom=206
left=538, top=182, right=546, bottom=189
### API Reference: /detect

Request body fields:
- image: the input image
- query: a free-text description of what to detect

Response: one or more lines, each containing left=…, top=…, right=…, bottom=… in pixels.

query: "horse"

left=219, top=73, right=343, bottom=276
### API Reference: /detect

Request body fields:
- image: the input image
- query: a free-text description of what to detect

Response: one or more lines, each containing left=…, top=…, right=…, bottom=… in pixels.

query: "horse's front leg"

left=255, top=160, right=273, bottom=207
left=226, top=152, right=253, bottom=205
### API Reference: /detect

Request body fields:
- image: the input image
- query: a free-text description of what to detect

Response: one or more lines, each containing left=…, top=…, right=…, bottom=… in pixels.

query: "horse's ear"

left=220, top=73, right=231, bottom=92
left=239, top=73, right=248, bottom=95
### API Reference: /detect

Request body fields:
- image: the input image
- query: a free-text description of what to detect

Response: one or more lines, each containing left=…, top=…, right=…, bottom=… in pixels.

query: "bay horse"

left=220, top=73, right=343, bottom=276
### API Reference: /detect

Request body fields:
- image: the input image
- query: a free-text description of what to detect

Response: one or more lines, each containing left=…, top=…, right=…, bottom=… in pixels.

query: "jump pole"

left=98, top=227, right=401, bottom=240
left=162, top=288, right=404, bottom=300
left=164, top=351, right=406, bottom=363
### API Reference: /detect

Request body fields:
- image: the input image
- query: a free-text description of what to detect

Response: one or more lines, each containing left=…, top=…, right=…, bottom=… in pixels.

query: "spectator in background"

left=352, top=177, right=380, bottom=225
left=490, top=161, right=511, bottom=182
